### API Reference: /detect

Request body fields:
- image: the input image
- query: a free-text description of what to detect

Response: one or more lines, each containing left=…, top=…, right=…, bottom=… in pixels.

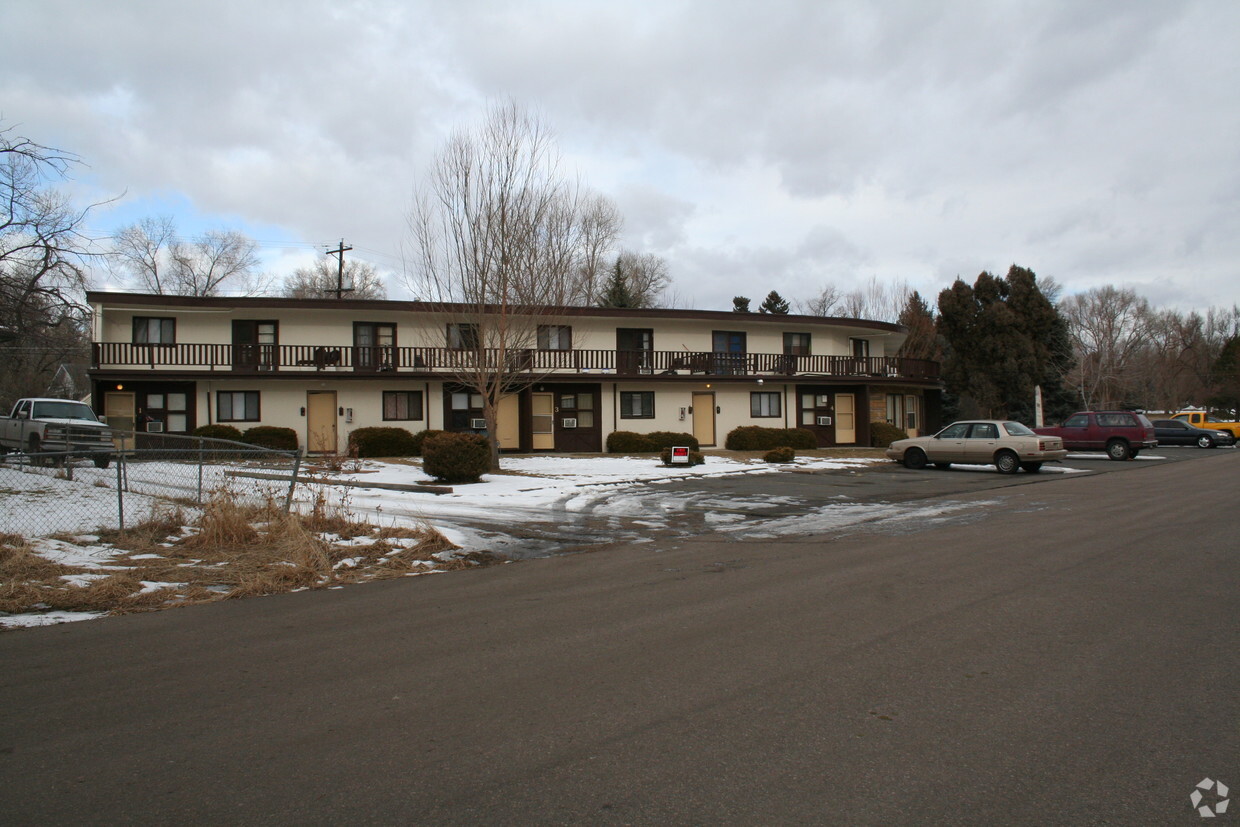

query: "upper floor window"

left=849, top=338, right=870, bottom=358
left=133, top=317, right=175, bottom=344
left=783, top=333, right=811, bottom=356
left=447, top=323, right=479, bottom=350
left=537, top=325, right=572, bottom=351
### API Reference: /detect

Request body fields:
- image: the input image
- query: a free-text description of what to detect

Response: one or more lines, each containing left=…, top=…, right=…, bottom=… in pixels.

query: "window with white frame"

left=217, top=391, right=260, bottom=422
left=537, top=325, right=572, bottom=351
left=620, top=391, right=655, bottom=419
left=751, top=392, right=781, bottom=418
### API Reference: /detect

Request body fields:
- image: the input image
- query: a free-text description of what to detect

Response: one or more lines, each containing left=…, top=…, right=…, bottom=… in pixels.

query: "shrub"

left=764, top=446, right=796, bottom=463
left=192, top=424, right=243, bottom=442
left=724, top=426, right=817, bottom=451
left=645, top=431, right=700, bottom=451
left=348, top=427, right=418, bottom=458
left=422, top=432, right=490, bottom=483
left=607, top=431, right=656, bottom=453
left=410, top=429, right=447, bottom=456
left=869, top=421, right=908, bottom=448
left=659, top=447, right=705, bottom=466
left=240, top=426, right=299, bottom=451
left=607, top=431, right=699, bottom=453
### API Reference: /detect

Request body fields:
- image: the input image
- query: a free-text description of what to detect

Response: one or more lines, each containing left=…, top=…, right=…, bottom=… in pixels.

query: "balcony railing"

left=91, top=343, right=940, bottom=381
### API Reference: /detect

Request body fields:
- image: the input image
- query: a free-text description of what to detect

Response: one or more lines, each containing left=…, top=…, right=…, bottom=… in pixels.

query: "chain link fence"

left=0, top=432, right=301, bottom=537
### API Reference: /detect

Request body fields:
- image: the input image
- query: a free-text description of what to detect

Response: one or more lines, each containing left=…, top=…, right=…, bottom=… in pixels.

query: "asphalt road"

left=1, top=449, right=1237, bottom=825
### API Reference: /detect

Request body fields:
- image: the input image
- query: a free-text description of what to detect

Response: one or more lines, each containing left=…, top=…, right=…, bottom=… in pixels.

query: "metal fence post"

left=116, top=446, right=125, bottom=532
left=197, top=437, right=205, bottom=504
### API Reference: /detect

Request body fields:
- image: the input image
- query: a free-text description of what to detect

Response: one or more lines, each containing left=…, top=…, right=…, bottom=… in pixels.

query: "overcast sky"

left=4, top=0, right=1238, bottom=314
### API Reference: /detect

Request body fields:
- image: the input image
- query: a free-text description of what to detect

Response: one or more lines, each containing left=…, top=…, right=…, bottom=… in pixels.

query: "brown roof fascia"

left=85, top=291, right=907, bottom=334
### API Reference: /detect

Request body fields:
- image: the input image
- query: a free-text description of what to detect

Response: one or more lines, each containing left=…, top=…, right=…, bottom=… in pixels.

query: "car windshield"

left=31, top=401, right=100, bottom=421
left=1002, top=421, right=1035, bottom=436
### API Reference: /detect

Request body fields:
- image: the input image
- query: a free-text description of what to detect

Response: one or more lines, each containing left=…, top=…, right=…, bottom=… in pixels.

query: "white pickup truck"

left=0, top=397, right=114, bottom=467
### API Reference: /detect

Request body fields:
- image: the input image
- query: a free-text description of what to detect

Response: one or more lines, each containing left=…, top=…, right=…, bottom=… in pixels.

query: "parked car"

left=1033, top=411, right=1157, bottom=461
left=885, top=420, right=1068, bottom=474
left=1151, top=418, right=1235, bottom=448
left=1169, top=410, right=1240, bottom=440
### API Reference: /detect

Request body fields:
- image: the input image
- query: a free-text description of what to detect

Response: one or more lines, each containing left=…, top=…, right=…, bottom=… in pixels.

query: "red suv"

left=1033, top=411, right=1158, bottom=461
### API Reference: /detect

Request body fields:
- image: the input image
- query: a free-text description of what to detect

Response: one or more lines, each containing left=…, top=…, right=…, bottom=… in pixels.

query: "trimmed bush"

left=869, top=421, right=908, bottom=448
left=192, top=424, right=243, bottom=441
left=660, top=447, right=705, bottom=466
left=240, top=426, right=299, bottom=451
left=410, top=429, right=447, bottom=456
left=607, top=431, right=699, bottom=453
left=645, top=431, right=700, bottom=451
left=764, top=446, right=796, bottom=463
left=422, top=432, right=490, bottom=483
left=724, top=426, right=817, bottom=451
left=348, top=427, right=418, bottom=458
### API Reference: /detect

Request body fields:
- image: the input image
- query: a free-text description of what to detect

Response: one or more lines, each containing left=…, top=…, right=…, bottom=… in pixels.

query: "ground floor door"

left=495, top=394, right=520, bottom=450
left=835, top=393, right=856, bottom=443
left=307, top=391, right=337, bottom=453
left=104, top=392, right=135, bottom=448
left=531, top=393, right=555, bottom=450
left=692, top=392, right=716, bottom=447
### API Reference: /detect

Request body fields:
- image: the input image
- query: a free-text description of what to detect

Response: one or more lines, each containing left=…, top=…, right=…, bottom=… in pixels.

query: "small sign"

left=670, top=446, right=691, bottom=465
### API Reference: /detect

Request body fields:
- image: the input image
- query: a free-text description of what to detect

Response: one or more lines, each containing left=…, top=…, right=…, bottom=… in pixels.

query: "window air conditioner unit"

left=562, top=417, right=578, bottom=429
left=638, top=369, right=653, bottom=375
left=470, top=418, right=487, bottom=430
left=146, top=421, right=165, bottom=433
left=816, top=416, right=833, bottom=427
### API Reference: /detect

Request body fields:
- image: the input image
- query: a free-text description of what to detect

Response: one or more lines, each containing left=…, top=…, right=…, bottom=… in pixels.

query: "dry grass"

left=1, top=487, right=495, bottom=624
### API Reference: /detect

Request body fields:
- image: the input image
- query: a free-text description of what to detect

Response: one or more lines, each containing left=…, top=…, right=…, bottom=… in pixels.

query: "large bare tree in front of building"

left=110, top=215, right=269, bottom=296
left=0, top=126, right=99, bottom=407
left=405, top=102, right=616, bottom=470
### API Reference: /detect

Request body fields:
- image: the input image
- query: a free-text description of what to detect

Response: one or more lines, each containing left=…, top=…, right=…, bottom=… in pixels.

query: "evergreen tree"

left=732, top=296, right=752, bottom=313
left=597, top=258, right=637, bottom=308
left=937, top=265, right=1076, bottom=421
left=1208, top=335, right=1240, bottom=413
left=758, top=290, right=790, bottom=314
left=896, top=291, right=940, bottom=362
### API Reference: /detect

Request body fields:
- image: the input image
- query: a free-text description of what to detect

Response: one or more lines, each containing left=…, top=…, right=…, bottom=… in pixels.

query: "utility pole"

left=326, top=239, right=353, bottom=299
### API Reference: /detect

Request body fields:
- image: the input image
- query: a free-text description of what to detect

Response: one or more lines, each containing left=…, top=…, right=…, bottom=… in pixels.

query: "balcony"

left=90, top=343, right=940, bottom=382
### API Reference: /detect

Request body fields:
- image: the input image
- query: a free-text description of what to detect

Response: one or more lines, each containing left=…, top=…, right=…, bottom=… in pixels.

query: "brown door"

left=692, top=392, right=716, bottom=447
left=307, top=391, right=337, bottom=453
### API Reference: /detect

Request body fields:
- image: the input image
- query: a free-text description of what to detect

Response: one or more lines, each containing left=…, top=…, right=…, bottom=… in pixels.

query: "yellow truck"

left=1171, top=410, right=1240, bottom=440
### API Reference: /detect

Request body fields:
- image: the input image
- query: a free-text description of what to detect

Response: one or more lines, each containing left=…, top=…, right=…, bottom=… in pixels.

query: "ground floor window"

left=887, top=393, right=921, bottom=433
left=143, top=391, right=189, bottom=432
left=217, top=391, right=260, bottom=422
left=620, top=391, right=654, bottom=419
left=448, top=390, right=485, bottom=430
left=750, top=391, right=781, bottom=418
left=383, top=390, right=424, bottom=421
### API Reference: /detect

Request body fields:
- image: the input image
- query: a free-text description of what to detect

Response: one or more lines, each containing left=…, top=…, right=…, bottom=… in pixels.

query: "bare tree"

left=615, top=251, right=670, bottom=308
left=0, top=126, right=100, bottom=406
left=404, top=102, right=608, bottom=469
left=798, top=285, right=842, bottom=316
left=572, top=193, right=623, bottom=305
left=836, top=276, right=910, bottom=323
left=1059, top=286, right=1151, bottom=409
left=283, top=257, right=386, bottom=299
left=110, top=217, right=268, bottom=296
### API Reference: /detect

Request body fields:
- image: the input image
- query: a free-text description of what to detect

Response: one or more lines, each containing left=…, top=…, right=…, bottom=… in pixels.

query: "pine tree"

left=732, top=296, right=752, bottom=313
left=598, top=258, right=637, bottom=308
left=758, top=290, right=790, bottom=314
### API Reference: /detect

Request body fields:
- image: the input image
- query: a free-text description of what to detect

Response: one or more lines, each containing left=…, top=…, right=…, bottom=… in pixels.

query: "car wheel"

left=994, top=450, right=1020, bottom=474
left=93, top=454, right=112, bottom=469
left=1197, top=435, right=1214, bottom=449
left=1020, top=462, right=1043, bottom=473
left=903, top=448, right=928, bottom=469
left=933, top=462, right=952, bottom=469
left=1106, top=439, right=1131, bottom=461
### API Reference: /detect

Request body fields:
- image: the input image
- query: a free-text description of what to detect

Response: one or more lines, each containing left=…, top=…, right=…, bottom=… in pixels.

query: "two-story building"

left=87, top=292, right=942, bottom=453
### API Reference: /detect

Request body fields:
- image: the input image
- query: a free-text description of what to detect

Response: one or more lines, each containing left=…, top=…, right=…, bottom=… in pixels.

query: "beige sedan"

left=885, top=420, right=1068, bottom=474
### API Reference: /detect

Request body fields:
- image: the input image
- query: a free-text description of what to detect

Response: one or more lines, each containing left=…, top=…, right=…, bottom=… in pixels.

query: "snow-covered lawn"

left=0, top=451, right=885, bottom=630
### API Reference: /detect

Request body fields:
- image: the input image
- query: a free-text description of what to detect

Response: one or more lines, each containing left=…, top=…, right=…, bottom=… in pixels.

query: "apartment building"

left=87, top=292, right=942, bottom=453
